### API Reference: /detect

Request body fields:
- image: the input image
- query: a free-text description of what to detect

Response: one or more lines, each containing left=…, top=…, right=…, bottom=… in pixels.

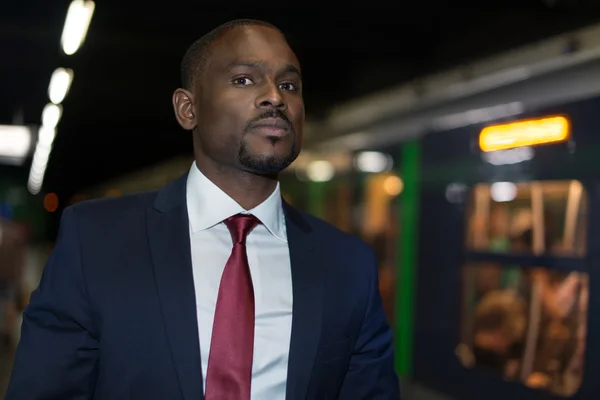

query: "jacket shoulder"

left=65, top=190, right=158, bottom=225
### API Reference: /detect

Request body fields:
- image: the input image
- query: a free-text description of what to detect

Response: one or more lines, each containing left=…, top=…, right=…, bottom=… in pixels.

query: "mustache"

left=244, top=110, right=292, bottom=132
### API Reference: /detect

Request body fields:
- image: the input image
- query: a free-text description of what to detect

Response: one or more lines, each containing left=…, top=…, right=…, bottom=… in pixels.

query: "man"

left=7, top=19, right=399, bottom=399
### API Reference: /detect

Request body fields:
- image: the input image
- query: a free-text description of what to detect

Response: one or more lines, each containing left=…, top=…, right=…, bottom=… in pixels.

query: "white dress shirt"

left=186, top=162, right=293, bottom=399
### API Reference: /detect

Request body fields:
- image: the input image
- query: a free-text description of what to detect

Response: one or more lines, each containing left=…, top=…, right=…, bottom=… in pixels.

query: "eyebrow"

left=227, top=61, right=302, bottom=79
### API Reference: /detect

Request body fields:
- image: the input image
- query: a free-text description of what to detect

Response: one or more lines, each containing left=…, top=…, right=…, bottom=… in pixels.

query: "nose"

left=255, top=82, right=286, bottom=111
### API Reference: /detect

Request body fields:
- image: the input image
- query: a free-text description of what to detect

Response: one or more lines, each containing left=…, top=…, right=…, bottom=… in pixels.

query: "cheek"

left=197, top=100, right=247, bottom=146
left=289, top=101, right=305, bottom=130
left=199, top=102, right=233, bottom=132
left=214, top=95, right=255, bottom=133
left=291, top=100, right=305, bottom=120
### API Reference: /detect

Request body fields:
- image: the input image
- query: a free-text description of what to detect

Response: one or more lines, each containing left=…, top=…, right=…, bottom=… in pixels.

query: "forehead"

left=207, top=26, right=300, bottom=73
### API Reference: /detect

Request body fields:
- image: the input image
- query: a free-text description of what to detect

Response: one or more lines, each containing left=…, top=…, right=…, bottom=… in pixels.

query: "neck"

left=195, top=156, right=279, bottom=210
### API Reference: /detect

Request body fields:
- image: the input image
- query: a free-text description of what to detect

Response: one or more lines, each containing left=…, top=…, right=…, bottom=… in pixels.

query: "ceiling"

left=2, top=0, right=600, bottom=200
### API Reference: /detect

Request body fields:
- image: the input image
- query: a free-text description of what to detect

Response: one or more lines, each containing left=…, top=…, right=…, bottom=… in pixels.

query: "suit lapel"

left=147, top=174, right=204, bottom=400
left=284, top=203, right=323, bottom=400
left=146, top=181, right=323, bottom=400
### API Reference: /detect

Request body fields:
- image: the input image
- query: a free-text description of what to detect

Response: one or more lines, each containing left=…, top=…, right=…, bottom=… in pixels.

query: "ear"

left=172, top=88, right=196, bottom=130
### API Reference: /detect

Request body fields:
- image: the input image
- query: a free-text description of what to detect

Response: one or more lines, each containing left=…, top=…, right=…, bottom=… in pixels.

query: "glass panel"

left=457, top=263, right=587, bottom=396
left=322, top=179, right=353, bottom=233
left=465, top=181, right=587, bottom=257
left=357, top=172, right=403, bottom=324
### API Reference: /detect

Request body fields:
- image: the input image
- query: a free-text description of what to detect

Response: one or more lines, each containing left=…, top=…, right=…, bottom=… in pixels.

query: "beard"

left=238, top=139, right=298, bottom=174
left=238, top=109, right=300, bottom=173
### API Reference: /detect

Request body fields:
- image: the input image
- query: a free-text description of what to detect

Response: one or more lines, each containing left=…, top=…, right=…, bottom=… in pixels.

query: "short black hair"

left=180, top=19, right=282, bottom=90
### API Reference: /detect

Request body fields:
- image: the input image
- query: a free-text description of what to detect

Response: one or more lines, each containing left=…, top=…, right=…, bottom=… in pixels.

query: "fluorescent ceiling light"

left=306, top=160, right=335, bottom=182
left=61, top=0, right=95, bottom=56
left=0, top=125, right=33, bottom=161
left=354, top=151, right=393, bottom=173
left=48, top=68, right=74, bottom=104
left=42, top=103, right=63, bottom=129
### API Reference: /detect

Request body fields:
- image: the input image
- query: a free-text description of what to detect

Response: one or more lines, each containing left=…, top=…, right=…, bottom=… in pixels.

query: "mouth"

left=250, top=118, right=291, bottom=137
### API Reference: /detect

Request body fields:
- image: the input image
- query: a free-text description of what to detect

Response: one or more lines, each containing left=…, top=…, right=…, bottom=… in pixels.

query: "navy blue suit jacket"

left=7, top=174, right=400, bottom=399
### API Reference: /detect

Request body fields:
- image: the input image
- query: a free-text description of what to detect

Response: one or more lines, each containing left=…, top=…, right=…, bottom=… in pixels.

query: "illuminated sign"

left=479, top=116, right=570, bottom=152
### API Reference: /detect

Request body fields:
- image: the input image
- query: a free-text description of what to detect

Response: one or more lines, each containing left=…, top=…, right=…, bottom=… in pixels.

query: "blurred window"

left=457, top=180, right=588, bottom=396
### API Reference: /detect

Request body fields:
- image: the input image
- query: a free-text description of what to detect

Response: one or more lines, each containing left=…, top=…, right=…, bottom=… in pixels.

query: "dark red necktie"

left=205, top=213, right=260, bottom=400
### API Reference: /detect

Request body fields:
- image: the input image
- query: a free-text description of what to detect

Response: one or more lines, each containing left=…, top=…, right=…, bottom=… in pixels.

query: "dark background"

left=2, top=0, right=600, bottom=200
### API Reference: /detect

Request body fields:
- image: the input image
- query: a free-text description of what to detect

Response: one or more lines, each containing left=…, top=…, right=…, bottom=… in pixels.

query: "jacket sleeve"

left=6, top=206, right=99, bottom=399
left=338, top=248, right=401, bottom=399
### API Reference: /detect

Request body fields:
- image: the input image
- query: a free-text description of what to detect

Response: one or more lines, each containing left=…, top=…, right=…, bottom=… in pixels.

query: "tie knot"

left=224, top=214, right=260, bottom=244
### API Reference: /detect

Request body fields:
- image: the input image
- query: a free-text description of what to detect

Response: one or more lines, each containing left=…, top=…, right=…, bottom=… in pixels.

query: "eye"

left=279, top=82, right=298, bottom=91
left=232, top=77, right=254, bottom=86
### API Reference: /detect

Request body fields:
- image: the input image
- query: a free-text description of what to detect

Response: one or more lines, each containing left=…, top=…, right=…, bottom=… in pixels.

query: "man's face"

left=188, top=25, right=304, bottom=174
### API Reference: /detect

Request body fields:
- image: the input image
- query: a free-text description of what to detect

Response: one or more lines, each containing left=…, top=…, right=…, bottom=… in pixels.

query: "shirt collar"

left=186, top=162, right=287, bottom=242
